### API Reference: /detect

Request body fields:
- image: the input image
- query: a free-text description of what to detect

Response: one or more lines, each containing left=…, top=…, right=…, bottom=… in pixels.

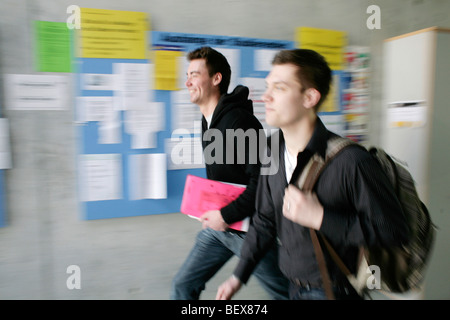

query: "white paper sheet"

left=124, top=102, right=165, bottom=149
left=76, top=96, right=121, bottom=144
left=129, top=153, right=167, bottom=200
left=4, top=74, right=70, bottom=110
left=388, top=101, right=427, bottom=128
left=78, top=154, right=122, bottom=202
left=113, top=63, right=153, bottom=110
left=0, top=119, right=12, bottom=169
left=82, top=73, right=117, bottom=91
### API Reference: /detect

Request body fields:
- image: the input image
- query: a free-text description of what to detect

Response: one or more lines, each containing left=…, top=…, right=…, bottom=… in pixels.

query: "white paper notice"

left=124, top=102, right=165, bottom=149
left=129, top=153, right=167, bottom=200
left=79, top=154, right=122, bottom=202
left=114, top=63, right=152, bottom=110
left=388, top=101, right=427, bottom=128
left=0, top=118, right=12, bottom=169
left=76, top=96, right=121, bottom=144
left=4, top=74, right=70, bottom=110
left=77, top=96, right=114, bottom=122
left=98, top=110, right=121, bottom=144
left=82, top=73, right=117, bottom=91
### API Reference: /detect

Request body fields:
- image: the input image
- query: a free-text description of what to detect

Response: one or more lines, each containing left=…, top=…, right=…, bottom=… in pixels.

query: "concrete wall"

left=0, top=0, right=449, bottom=299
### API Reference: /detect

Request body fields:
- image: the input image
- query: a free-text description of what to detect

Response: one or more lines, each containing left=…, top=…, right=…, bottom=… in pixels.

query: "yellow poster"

left=296, top=27, right=347, bottom=70
left=79, top=8, right=149, bottom=59
left=154, top=49, right=183, bottom=90
left=320, top=74, right=340, bottom=112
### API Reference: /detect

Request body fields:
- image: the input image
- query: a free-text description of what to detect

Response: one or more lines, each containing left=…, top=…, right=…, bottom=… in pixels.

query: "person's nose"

left=262, top=88, right=272, bottom=103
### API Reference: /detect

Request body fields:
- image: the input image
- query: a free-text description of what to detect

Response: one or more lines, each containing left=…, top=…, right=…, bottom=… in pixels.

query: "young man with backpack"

left=216, top=49, right=412, bottom=300
left=170, top=47, right=289, bottom=300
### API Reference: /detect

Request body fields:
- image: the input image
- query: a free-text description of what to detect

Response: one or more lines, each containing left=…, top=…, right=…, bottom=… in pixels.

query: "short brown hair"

left=187, top=47, right=231, bottom=95
left=272, top=49, right=332, bottom=112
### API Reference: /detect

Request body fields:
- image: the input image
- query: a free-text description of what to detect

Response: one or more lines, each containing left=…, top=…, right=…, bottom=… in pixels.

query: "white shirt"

left=205, top=114, right=213, bottom=129
left=284, top=148, right=297, bottom=183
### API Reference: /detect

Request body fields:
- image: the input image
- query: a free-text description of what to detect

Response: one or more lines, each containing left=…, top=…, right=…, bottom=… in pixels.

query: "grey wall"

left=0, top=0, right=449, bottom=300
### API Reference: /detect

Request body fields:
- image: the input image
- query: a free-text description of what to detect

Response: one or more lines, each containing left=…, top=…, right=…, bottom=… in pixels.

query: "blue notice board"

left=76, top=31, right=293, bottom=220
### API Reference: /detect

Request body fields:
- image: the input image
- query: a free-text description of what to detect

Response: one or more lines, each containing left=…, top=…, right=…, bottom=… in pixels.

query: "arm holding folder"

left=180, top=175, right=251, bottom=232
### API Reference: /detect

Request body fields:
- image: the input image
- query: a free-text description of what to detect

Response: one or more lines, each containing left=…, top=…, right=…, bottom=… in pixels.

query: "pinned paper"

left=388, top=101, right=426, bottom=128
left=82, top=73, right=117, bottom=91
left=4, top=74, right=70, bottom=110
left=34, top=21, right=72, bottom=73
left=154, top=49, right=183, bottom=90
left=114, top=63, right=153, bottom=110
left=78, top=154, right=122, bottom=202
left=129, top=153, right=167, bottom=200
left=296, top=27, right=347, bottom=70
left=124, top=102, right=165, bottom=149
left=76, top=96, right=121, bottom=144
left=79, top=8, right=149, bottom=59
left=320, top=73, right=340, bottom=112
left=0, top=119, right=12, bottom=169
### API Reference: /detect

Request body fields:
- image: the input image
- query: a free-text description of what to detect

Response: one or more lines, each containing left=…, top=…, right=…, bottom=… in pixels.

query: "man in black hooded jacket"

left=170, top=47, right=289, bottom=300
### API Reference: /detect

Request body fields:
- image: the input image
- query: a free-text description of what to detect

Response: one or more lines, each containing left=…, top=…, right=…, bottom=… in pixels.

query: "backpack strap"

left=309, top=228, right=335, bottom=299
left=294, top=136, right=355, bottom=299
left=300, top=136, right=355, bottom=190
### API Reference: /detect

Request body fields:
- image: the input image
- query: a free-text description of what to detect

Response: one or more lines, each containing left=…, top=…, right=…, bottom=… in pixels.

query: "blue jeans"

left=170, top=228, right=290, bottom=300
left=289, top=281, right=363, bottom=300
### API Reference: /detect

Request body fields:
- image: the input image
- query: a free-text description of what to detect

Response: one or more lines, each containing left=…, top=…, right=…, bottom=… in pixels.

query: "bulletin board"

left=76, top=29, right=293, bottom=220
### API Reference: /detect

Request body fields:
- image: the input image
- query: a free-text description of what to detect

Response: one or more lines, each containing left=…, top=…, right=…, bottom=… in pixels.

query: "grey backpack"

left=300, top=137, right=436, bottom=298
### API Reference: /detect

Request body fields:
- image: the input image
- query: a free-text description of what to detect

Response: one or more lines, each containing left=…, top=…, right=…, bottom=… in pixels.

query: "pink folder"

left=180, top=174, right=250, bottom=232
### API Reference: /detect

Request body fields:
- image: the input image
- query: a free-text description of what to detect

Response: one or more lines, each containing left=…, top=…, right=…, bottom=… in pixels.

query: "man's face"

left=262, top=63, right=307, bottom=128
left=185, top=59, right=216, bottom=106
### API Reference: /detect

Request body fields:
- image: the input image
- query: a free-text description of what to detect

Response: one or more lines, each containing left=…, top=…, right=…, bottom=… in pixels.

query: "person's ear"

left=212, top=72, right=222, bottom=86
left=303, top=88, right=321, bottom=110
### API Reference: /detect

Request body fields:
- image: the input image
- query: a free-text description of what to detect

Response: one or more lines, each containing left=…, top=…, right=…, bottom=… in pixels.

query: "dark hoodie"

left=201, top=85, right=264, bottom=226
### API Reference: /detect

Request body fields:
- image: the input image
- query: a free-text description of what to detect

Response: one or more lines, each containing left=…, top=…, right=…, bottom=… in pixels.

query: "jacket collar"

left=304, top=117, right=329, bottom=160
left=279, top=116, right=329, bottom=159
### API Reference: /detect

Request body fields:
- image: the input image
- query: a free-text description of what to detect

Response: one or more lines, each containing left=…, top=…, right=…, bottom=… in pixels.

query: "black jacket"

left=202, top=85, right=264, bottom=226
left=234, top=118, right=410, bottom=285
